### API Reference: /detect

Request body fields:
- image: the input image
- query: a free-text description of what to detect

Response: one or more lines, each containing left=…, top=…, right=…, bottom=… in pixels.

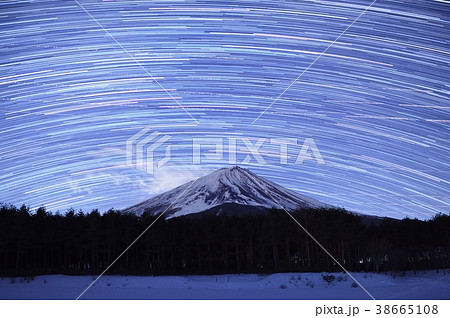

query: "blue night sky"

left=0, top=0, right=449, bottom=219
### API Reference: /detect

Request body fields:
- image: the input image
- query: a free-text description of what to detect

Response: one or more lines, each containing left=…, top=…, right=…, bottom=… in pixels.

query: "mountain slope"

left=123, top=166, right=328, bottom=218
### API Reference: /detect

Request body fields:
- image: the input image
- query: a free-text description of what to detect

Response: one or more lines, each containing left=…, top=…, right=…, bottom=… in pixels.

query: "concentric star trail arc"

left=0, top=0, right=448, bottom=220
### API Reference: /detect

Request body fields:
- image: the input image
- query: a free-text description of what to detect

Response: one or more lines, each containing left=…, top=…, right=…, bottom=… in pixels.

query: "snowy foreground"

left=1, top=271, right=449, bottom=300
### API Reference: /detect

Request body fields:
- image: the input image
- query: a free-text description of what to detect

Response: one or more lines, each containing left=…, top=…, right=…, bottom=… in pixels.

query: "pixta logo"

left=192, top=137, right=325, bottom=165
left=126, top=126, right=172, bottom=174
left=126, top=127, right=325, bottom=174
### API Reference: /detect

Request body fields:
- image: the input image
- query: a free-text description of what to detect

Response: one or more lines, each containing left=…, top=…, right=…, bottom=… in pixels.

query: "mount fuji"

left=123, top=166, right=329, bottom=218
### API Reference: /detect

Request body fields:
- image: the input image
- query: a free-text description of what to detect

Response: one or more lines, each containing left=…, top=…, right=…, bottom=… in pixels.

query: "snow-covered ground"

left=1, top=270, right=449, bottom=300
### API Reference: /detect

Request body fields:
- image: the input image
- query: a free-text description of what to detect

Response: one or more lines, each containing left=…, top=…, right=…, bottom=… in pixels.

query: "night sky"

left=1, top=0, right=449, bottom=219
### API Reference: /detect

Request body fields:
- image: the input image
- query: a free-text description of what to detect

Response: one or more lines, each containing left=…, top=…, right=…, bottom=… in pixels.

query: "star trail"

left=0, top=0, right=449, bottom=219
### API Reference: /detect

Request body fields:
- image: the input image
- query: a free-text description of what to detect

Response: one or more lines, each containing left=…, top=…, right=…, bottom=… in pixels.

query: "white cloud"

left=147, top=166, right=212, bottom=195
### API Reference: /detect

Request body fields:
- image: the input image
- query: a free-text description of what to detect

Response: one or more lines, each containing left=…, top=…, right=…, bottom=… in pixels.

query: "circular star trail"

left=0, top=0, right=449, bottom=219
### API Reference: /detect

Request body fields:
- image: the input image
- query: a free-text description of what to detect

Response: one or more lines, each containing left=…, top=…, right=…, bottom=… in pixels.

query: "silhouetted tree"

left=0, top=203, right=449, bottom=276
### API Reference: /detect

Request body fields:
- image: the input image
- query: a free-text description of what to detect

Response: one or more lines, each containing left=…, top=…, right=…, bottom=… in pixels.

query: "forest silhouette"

left=1, top=203, right=449, bottom=277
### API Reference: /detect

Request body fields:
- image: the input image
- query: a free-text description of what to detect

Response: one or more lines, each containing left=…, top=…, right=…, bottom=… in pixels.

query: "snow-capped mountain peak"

left=123, top=166, right=327, bottom=218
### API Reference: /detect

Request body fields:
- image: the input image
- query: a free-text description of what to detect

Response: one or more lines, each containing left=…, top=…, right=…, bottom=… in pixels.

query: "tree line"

left=0, top=203, right=449, bottom=277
